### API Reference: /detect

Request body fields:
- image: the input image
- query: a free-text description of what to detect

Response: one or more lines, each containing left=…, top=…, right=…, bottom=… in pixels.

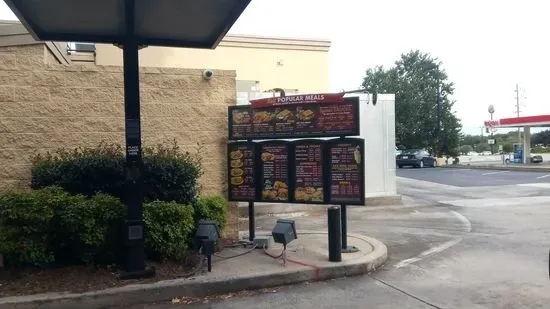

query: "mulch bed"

left=0, top=254, right=203, bottom=298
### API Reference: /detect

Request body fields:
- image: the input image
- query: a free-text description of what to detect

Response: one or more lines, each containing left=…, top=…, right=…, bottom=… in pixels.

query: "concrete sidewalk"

left=0, top=231, right=387, bottom=309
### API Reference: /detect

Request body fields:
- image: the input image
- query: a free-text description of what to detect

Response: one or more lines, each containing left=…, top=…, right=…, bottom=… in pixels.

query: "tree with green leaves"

left=459, top=145, right=474, bottom=155
left=502, top=143, right=514, bottom=153
left=532, top=129, right=550, bottom=146
left=362, top=50, right=462, bottom=157
left=475, top=143, right=490, bottom=153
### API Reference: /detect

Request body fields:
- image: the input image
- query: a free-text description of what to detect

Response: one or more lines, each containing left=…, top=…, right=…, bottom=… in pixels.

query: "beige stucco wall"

left=95, top=40, right=329, bottom=93
left=0, top=43, right=238, bottom=238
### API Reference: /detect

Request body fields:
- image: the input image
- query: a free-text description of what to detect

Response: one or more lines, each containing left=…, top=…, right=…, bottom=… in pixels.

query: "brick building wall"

left=0, top=44, right=238, bottom=238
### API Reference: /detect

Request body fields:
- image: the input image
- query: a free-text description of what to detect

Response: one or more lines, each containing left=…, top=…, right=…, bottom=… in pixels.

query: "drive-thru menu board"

left=260, top=142, right=290, bottom=202
left=327, top=139, right=365, bottom=204
left=227, top=93, right=365, bottom=205
left=227, top=142, right=256, bottom=201
left=294, top=140, right=325, bottom=203
left=228, top=97, right=359, bottom=140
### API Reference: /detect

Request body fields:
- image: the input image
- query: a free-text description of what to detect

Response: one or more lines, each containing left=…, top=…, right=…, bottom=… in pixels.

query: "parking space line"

left=536, top=174, right=550, bottom=179
left=481, top=171, right=510, bottom=176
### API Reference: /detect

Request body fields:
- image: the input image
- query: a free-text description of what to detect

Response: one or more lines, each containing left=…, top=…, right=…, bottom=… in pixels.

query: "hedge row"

left=31, top=141, right=203, bottom=205
left=0, top=187, right=227, bottom=268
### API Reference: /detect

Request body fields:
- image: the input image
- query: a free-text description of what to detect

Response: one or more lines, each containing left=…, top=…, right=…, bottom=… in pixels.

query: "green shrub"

left=31, top=143, right=126, bottom=198
left=31, top=140, right=203, bottom=205
left=49, top=191, right=125, bottom=265
left=143, top=201, right=195, bottom=261
left=531, top=147, right=550, bottom=154
left=0, top=187, right=125, bottom=267
left=0, top=189, right=56, bottom=267
left=193, top=196, right=228, bottom=229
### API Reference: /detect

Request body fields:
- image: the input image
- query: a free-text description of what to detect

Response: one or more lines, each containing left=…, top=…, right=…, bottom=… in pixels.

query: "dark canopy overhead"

left=3, top=0, right=251, bottom=48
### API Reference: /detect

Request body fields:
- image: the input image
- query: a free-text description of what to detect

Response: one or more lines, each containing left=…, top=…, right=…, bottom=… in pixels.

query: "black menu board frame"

left=326, top=138, right=366, bottom=205
left=228, top=97, right=360, bottom=141
left=227, top=142, right=258, bottom=202
left=258, top=141, right=292, bottom=203
left=227, top=138, right=366, bottom=205
left=291, top=139, right=327, bottom=205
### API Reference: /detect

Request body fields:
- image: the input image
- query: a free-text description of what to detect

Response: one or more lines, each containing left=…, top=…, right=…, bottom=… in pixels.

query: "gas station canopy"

left=3, top=0, right=251, bottom=48
left=484, top=115, right=550, bottom=129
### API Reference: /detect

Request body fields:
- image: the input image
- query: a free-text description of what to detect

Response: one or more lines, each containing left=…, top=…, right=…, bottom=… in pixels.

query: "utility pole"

left=514, top=84, right=522, bottom=145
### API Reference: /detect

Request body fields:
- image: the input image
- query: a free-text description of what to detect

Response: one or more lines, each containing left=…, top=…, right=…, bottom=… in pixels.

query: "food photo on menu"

left=232, top=109, right=251, bottom=125
left=295, top=186, right=323, bottom=202
left=260, top=148, right=289, bottom=201
left=229, top=150, right=245, bottom=187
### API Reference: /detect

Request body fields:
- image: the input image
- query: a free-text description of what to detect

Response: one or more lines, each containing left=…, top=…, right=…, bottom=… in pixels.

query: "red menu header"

left=250, top=93, right=346, bottom=109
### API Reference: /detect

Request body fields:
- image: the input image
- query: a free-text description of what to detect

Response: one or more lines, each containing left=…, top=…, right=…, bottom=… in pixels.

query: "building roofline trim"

left=0, top=20, right=70, bottom=65
left=221, top=33, right=331, bottom=50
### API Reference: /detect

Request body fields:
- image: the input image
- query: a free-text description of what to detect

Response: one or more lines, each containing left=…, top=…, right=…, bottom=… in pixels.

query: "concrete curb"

left=0, top=232, right=387, bottom=309
left=238, top=196, right=403, bottom=217
left=442, top=164, right=550, bottom=173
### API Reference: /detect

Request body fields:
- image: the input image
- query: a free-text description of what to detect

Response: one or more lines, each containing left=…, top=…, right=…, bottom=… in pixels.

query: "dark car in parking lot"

left=396, top=149, right=437, bottom=168
left=530, top=155, right=543, bottom=163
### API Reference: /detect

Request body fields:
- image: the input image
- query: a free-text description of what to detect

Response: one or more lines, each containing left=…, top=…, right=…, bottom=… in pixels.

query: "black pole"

left=341, top=204, right=348, bottom=249
left=248, top=201, right=255, bottom=242
left=327, top=206, right=342, bottom=262
left=341, top=204, right=359, bottom=253
left=120, top=0, right=154, bottom=279
left=207, top=255, right=212, bottom=272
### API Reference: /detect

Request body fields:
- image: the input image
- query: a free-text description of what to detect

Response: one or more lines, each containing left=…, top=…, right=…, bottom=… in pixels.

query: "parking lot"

left=397, top=167, right=550, bottom=187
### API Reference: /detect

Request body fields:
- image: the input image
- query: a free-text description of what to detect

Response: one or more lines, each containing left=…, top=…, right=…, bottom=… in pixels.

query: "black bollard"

left=248, top=201, right=255, bottom=242
left=328, top=206, right=342, bottom=262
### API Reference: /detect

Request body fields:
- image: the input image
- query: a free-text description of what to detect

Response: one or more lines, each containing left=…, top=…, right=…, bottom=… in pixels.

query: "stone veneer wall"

left=0, top=44, right=238, bottom=239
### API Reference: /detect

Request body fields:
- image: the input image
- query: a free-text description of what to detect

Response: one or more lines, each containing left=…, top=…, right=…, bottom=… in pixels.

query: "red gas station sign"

left=484, top=120, right=500, bottom=127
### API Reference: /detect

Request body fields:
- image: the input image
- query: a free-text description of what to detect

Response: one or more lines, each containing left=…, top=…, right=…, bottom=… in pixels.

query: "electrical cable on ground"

left=174, top=248, right=204, bottom=278
left=213, top=245, right=257, bottom=260
left=263, top=244, right=287, bottom=265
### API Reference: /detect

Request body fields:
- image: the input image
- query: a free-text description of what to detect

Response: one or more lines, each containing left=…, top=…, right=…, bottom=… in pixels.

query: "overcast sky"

left=1, top=0, right=548, bottom=135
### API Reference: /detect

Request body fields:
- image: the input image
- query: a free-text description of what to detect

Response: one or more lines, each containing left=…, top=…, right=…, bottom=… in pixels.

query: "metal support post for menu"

left=248, top=139, right=255, bottom=242
left=119, top=0, right=154, bottom=280
left=248, top=201, right=255, bottom=242
left=340, top=204, right=359, bottom=253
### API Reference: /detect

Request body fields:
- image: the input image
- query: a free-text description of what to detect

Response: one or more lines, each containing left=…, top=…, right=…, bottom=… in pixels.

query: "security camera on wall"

left=203, top=69, right=214, bottom=80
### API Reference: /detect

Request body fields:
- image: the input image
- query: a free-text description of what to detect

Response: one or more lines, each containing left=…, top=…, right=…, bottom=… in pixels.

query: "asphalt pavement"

left=398, top=167, right=550, bottom=187
left=125, top=168, right=550, bottom=309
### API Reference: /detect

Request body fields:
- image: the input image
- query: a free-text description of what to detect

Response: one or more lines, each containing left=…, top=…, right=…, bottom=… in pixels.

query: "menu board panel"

left=229, top=106, right=253, bottom=140
left=260, top=142, right=290, bottom=202
left=327, top=139, right=365, bottom=205
left=293, top=141, right=325, bottom=203
left=228, top=97, right=359, bottom=140
left=227, top=142, right=256, bottom=201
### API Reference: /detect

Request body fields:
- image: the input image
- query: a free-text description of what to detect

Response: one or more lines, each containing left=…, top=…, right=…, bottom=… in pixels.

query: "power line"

left=514, top=84, right=526, bottom=144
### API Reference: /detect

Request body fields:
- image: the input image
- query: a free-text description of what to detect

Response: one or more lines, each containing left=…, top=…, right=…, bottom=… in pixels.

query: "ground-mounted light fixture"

left=194, top=219, right=221, bottom=272
left=3, top=0, right=251, bottom=279
left=271, top=219, right=297, bottom=265
left=272, top=219, right=297, bottom=246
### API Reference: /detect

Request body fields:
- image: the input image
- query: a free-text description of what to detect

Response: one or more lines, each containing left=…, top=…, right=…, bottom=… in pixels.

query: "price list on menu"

left=260, top=143, right=289, bottom=202
left=294, top=142, right=324, bottom=203
left=229, top=107, right=253, bottom=139
left=228, top=143, right=256, bottom=201
left=317, top=103, right=355, bottom=132
left=329, top=141, right=363, bottom=204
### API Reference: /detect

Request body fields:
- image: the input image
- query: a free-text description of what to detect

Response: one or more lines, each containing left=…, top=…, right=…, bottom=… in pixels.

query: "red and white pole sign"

left=250, top=93, right=346, bottom=109
left=484, top=120, right=500, bottom=127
